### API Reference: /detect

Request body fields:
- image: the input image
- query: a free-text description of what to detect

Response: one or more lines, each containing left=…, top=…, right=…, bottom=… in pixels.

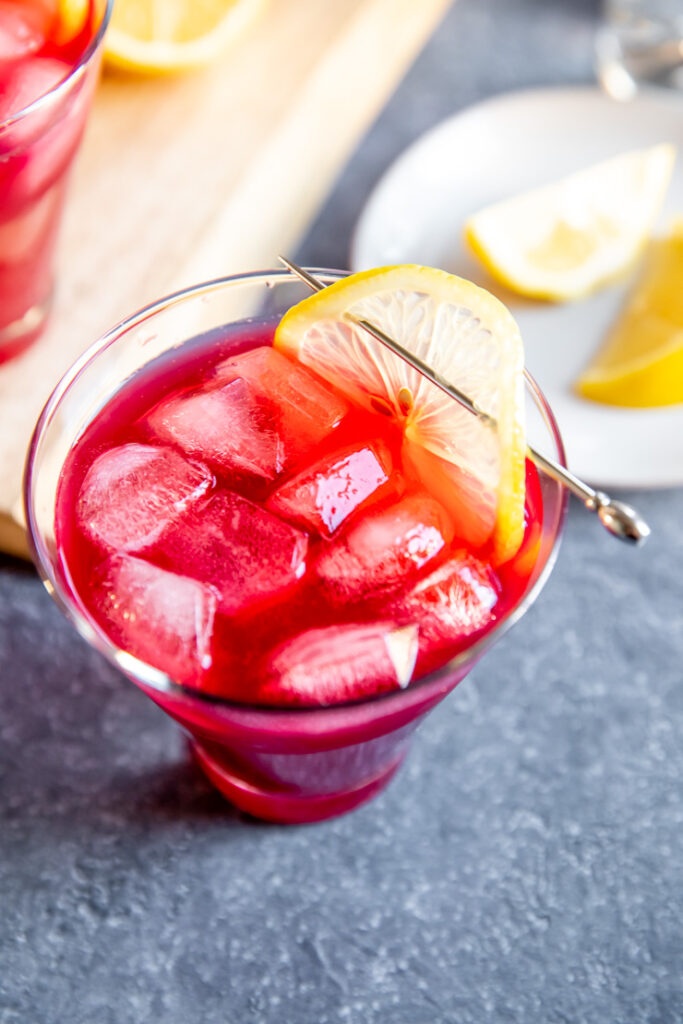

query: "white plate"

left=351, top=86, right=683, bottom=489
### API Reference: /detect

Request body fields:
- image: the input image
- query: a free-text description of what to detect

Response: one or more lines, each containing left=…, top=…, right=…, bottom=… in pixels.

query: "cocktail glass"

left=0, top=0, right=113, bottom=363
left=25, top=269, right=568, bottom=824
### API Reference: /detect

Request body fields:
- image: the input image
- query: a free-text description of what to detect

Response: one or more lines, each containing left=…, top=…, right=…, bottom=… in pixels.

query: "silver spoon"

left=278, top=256, right=650, bottom=546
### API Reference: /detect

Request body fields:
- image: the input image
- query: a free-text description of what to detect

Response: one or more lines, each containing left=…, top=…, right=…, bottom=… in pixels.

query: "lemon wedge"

left=104, top=0, right=267, bottom=74
left=275, top=265, right=526, bottom=565
left=465, top=145, right=676, bottom=302
left=576, top=219, right=683, bottom=406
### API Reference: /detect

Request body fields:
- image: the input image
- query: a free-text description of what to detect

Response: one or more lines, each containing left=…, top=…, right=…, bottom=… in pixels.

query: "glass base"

left=0, top=294, right=52, bottom=365
left=191, top=739, right=405, bottom=824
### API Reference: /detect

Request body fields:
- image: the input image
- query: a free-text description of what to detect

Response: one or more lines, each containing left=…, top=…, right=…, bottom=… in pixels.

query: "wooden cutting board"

left=0, top=0, right=452, bottom=558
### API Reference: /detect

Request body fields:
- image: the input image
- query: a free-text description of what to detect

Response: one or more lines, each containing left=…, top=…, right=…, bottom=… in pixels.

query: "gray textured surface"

left=1, top=1, right=682, bottom=1021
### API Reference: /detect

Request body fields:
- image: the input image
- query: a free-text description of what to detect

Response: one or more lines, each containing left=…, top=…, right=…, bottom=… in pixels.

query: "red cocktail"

left=0, top=0, right=111, bottom=362
left=26, top=269, right=567, bottom=823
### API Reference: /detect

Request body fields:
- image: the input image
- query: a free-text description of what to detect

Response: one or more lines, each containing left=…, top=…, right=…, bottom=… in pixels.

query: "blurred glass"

left=0, top=0, right=113, bottom=364
left=596, top=0, right=683, bottom=99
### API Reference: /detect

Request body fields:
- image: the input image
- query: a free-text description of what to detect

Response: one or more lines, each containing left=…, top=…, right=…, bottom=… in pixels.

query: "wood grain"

left=0, top=0, right=451, bottom=558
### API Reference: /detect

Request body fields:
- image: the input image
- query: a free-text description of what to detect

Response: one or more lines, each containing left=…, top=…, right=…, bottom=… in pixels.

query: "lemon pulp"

left=465, top=145, right=675, bottom=302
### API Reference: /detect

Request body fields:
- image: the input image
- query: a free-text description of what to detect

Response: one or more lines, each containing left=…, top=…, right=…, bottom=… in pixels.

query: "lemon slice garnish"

left=104, top=0, right=268, bottom=74
left=576, top=219, right=683, bottom=406
left=465, top=145, right=675, bottom=302
left=275, top=265, right=526, bottom=564
left=53, top=0, right=90, bottom=43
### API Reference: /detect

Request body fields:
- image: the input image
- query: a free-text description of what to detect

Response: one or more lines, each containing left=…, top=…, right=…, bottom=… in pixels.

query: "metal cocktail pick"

left=278, top=256, right=650, bottom=546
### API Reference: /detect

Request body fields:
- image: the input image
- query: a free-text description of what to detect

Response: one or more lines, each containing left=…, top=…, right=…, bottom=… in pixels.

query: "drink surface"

left=0, top=0, right=100, bottom=359
left=56, top=320, right=544, bottom=708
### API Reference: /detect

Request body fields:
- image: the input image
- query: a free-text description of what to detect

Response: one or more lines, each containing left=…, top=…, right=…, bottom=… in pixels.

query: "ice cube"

left=214, top=346, right=348, bottom=458
left=77, top=443, right=213, bottom=554
left=256, top=621, right=419, bottom=706
left=315, top=492, right=455, bottom=605
left=147, top=349, right=348, bottom=486
left=153, top=490, right=309, bottom=616
left=0, top=57, right=89, bottom=206
left=267, top=440, right=395, bottom=537
left=92, top=554, right=218, bottom=686
left=0, top=58, right=69, bottom=123
left=147, top=377, right=285, bottom=484
left=385, top=552, right=500, bottom=670
left=0, top=5, right=47, bottom=64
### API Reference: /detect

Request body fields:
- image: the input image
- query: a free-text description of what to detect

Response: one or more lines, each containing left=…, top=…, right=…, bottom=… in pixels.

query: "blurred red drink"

left=0, top=0, right=111, bottom=362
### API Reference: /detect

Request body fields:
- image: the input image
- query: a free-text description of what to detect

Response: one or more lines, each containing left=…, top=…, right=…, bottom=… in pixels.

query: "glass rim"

left=0, top=0, right=114, bottom=133
left=24, top=266, right=569, bottom=717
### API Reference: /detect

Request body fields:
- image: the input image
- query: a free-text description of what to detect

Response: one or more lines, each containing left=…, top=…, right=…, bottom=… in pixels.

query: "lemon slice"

left=104, top=0, right=267, bottom=74
left=53, top=0, right=89, bottom=43
left=576, top=219, right=683, bottom=406
left=465, top=145, right=676, bottom=302
left=275, top=265, right=526, bottom=565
